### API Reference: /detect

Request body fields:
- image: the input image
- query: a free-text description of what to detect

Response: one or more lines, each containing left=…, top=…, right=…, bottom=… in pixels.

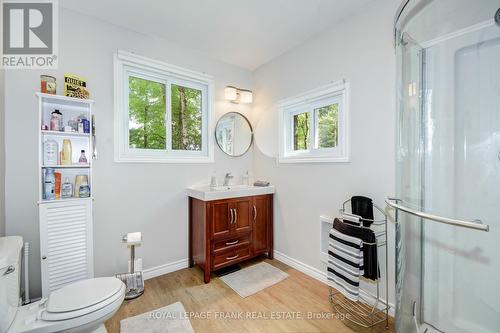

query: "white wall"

left=252, top=0, right=399, bottom=306
left=0, top=68, right=5, bottom=237
left=4, top=8, right=254, bottom=297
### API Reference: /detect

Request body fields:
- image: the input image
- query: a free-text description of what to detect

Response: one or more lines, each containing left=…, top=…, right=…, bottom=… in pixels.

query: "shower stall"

left=391, top=1, right=500, bottom=332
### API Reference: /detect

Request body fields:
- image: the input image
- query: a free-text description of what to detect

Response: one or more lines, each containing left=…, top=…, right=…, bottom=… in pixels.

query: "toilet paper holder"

left=116, top=232, right=144, bottom=300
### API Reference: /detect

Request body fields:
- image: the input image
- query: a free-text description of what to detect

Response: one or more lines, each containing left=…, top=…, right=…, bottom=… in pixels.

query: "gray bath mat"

left=120, top=301, right=194, bottom=333
left=220, top=262, right=289, bottom=298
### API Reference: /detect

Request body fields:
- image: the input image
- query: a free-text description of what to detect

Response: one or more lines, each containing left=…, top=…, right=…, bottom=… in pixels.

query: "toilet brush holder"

left=116, top=233, right=144, bottom=300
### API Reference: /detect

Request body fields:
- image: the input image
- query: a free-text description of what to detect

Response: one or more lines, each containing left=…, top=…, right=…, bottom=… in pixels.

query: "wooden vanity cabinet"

left=189, top=194, right=273, bottom=283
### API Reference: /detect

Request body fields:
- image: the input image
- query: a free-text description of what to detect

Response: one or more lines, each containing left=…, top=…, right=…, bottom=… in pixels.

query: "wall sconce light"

left=224, top=86, right=253, bottom=104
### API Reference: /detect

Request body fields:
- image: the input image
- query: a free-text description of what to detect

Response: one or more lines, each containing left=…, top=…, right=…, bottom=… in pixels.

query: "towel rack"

left=328, top=198, right=389, bottom=330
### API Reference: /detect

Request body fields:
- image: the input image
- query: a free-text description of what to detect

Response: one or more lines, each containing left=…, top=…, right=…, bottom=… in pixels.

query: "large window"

left=115, top=51, right=214, bottom=163
left=279, top=81, right=348, bottom=163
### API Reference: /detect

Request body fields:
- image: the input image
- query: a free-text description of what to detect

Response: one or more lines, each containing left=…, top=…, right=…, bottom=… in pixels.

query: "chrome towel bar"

left=386, top=197, right=489, bottom=232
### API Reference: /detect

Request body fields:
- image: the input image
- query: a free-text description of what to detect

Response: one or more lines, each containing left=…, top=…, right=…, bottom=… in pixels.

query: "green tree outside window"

left=128, top=76, right=203, bottom=151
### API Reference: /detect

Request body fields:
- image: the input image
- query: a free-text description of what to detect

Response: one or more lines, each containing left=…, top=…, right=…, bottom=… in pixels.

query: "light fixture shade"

left=224, top=86, right=238, bottom=101
left=240, top=90, right=253, bottom=104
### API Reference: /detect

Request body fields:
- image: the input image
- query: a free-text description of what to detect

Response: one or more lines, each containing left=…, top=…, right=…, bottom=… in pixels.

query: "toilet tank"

left=0, top=236, right=23, bottom=333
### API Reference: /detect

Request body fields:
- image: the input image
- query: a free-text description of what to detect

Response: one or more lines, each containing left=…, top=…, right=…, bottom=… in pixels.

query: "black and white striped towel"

left=327, top=226, right=364, bottom=302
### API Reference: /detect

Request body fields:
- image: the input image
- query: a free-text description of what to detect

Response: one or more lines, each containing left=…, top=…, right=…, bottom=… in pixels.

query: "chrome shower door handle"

left=386, top=197, right=489, bottom=232
left=3, top=265, right=15, bottom=276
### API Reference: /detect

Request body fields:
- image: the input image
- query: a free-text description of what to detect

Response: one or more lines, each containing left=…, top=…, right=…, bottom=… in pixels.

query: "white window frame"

left=279, top=80, right=349, bottom=163
left=114, top=50, right=214, bottom=163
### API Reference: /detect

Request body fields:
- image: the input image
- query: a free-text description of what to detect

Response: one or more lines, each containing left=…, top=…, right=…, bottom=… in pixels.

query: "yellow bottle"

left=61, top=139, right=72, bottom=165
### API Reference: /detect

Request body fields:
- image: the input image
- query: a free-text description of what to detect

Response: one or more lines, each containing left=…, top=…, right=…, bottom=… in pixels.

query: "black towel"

left=351, top=196, right=374, bottom=227
left=333, top=218, right=379, bottom=280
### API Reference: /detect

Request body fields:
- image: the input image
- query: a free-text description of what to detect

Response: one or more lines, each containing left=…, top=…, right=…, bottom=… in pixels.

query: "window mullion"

left=165, top=81, right=172, bottom=151
left=309, top=109, right=316, bottom=152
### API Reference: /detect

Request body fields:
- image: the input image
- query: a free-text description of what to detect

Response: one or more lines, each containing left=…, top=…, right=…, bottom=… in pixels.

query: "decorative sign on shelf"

left=64, top=73, right=90, bottom=99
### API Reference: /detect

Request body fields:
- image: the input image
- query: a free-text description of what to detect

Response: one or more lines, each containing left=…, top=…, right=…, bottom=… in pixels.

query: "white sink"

left=187, top=184, right=275, bottom=201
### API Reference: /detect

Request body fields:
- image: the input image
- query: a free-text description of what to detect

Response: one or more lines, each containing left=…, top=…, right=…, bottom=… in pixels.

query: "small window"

left=114, top=51, right=214, bottom=163
left=279, top=81, right=349, bottom=163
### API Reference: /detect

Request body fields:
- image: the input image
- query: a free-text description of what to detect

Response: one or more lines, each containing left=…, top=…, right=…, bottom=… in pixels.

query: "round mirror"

left=215, top=112, right=253, bottom=157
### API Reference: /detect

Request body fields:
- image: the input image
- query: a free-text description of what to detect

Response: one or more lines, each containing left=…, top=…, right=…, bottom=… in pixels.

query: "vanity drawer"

left=213, top=245, right=250, bottom=269
left=213, top=234, right=250, bottom=254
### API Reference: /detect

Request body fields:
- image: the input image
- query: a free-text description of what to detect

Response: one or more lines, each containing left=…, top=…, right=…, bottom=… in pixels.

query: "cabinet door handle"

left=234, top=209, right=238, bottom=224
left=225, top=240, right=239, bottom=246
left=226, top=254, right=239, bottom=260
left=253, top=205, right=257, bottom=221
left=229, top=208, right=234, bottom=224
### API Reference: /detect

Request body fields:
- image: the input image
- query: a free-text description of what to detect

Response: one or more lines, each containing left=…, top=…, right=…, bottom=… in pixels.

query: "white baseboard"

left=274, top=250, right=327, bottom=284
left=142, top=258, right=189, bottom=280
left=273, top=250, right=395, bottom=316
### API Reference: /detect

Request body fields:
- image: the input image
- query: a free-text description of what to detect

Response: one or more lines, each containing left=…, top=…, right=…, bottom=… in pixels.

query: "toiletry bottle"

left=44, top=168, right=56, bottom=200
left=57, top=110, right=63, bottom=130
left=74, top=175, right=88, bottom=197
left=43, top=139, right=58, bottom=166
left=82, top=118, right=90, bottom=134
left=68, top=117, right=78, bottom=132
left=77, top=112, right=87, bottom=123
left=78, top=150, right=88, bottom=164
left=54, top=172, right=61, bottom=199
left=79, top=181, right=90, bottom=198
left=210, top=171, right=217, bottom=189
left=61, top=178, right=73, bottom=198
left=61, top=139, right=72, bottom=165
left=50, top=111, right=61, bottom=131
left=243, top=171, right=249, bottom=185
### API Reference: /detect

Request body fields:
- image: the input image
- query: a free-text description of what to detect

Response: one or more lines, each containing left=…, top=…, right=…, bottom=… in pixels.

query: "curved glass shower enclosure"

left=393, top=1, right=500, bottom=332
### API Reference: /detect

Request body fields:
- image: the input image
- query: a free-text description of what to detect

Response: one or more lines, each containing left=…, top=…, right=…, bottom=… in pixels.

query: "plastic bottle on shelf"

left=44, top=168, right=56, bottom=200
left=61, top=139, right=72, bottom=165
left=77, top=113, right=87, bottom=133
left=61, top=178, right=73, bottom=199
left=43, top=139, right=58, bottom=166
left=77, top=112, right=87, bottom=123
left=78, top=150, right=88, bottom=164
left=68, top=118, right=78, bottom=132
left=54, top=172, right=61, bottom=199
left=79, top=181, right=90, bottom=198
left=50, top=110, right=63, bottom=131
left=74, top=175, right=88, bottom=197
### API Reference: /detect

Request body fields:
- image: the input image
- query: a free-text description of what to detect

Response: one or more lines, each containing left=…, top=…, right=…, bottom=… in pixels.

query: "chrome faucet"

left=223, top=173, right=234, bottom=186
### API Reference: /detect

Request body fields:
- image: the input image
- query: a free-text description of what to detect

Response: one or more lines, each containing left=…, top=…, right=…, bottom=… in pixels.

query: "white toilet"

left=0, top=236, right=126, bottom=333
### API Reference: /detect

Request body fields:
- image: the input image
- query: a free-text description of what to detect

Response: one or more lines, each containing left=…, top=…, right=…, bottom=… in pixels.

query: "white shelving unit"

left=37, top=92, right=95, bottom=297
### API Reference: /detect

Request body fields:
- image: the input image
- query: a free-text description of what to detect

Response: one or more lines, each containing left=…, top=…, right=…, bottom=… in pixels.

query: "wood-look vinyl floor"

left=105, top=257, right=394, bottom=333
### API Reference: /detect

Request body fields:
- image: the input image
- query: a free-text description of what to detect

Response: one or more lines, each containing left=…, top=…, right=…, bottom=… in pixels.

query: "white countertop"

left=187, top=184, right=275, bottom=201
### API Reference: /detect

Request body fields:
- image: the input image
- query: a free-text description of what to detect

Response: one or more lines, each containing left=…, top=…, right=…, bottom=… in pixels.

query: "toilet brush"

left=116, top=232, right=144, bottom=300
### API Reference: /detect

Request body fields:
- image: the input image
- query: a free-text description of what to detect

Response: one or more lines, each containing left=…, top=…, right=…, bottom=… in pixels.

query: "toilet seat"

left=41, top=277, right=124, bottom=321
left=7, top=278, right=125, bottom=333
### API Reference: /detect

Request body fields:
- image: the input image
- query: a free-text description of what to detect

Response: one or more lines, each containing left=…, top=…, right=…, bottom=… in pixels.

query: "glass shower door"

left=394, top=1, right=500, bottom=332
left=421, top=21, right=500, bottom=333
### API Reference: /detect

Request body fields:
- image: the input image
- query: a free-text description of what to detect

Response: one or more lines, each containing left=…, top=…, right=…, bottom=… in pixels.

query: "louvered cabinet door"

left=39, top=200, right=93, bottom=297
